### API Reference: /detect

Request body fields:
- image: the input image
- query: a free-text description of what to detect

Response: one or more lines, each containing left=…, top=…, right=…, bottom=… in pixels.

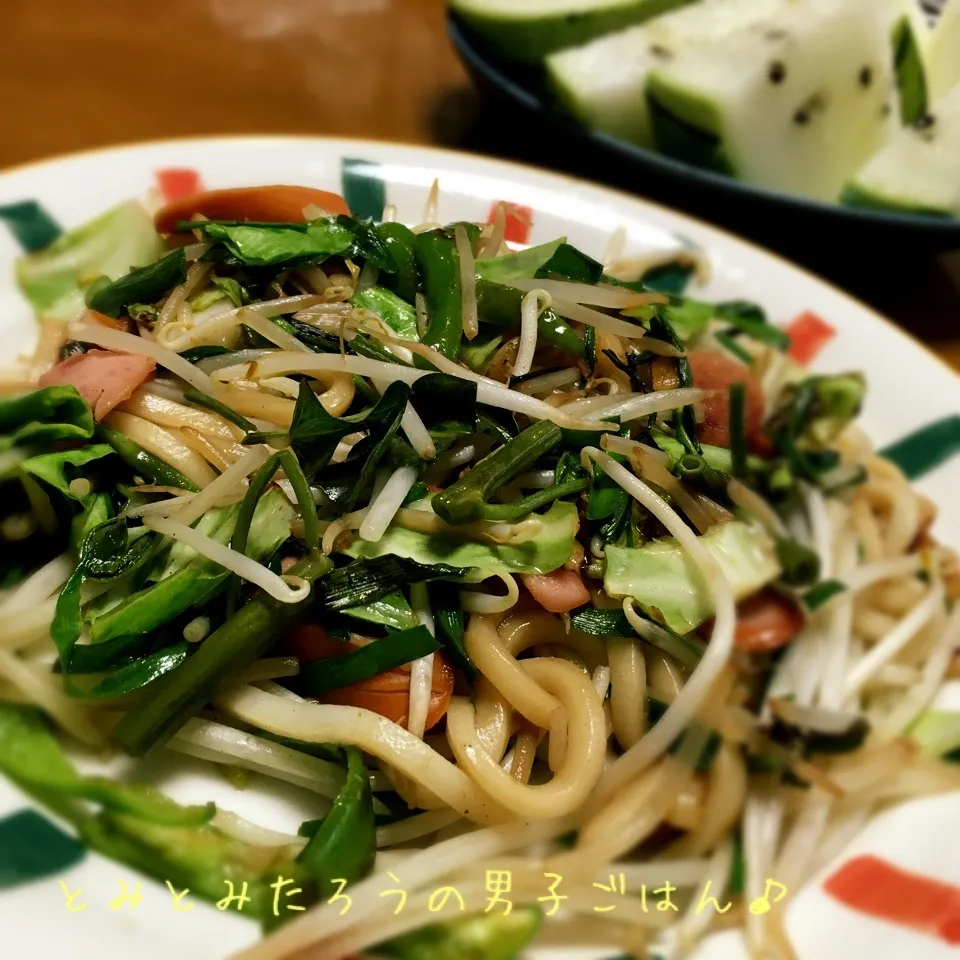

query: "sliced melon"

left=842, top=82, right=960, bottom=217
left=451, top=0, right=692, bottom=63
left=644, top=0, right=896, bottom=201
left=927, top=0, right=960, bottom=101
left=546, top=0, right=784, bottom=146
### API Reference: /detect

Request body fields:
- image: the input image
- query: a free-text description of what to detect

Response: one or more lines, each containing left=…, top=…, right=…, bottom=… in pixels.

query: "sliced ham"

left=687, top=351, right=767, bottom=451
left=732, top=589, right=805, bottom=653
left=39, top=349, right=156, bottom=420
left=522, top=568, right=590, bottom=614
left=284, top=624, right=454, bottom=731
left=154, top=186, right=351, bottom=234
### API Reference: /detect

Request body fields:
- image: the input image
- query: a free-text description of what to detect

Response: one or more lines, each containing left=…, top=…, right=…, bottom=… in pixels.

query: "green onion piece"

left=432, top=420, right=563, bottom=525
left=803, top=579, right=846, bottom=610
left=296, top=747, right=375, bottom=903
left=427, top=580, right=474, bottom=682
left=775, top=537, right=821, bottom=587
left=715, top=332, right=752, bottom=364
left=676, top=453, right=706, bottom=479
left=97, top=425, right=198, bottom=492
left=233, top=449, right=318, bottom=554
left=113, top=550, right=333, bottom=756
left=315, top=556, right=469, bottom=612
left=183, top=388, right=257, bottom=435
left=296, top=625, right=440, bottom=696
left=729, top=382, right=747, bottom=478
left=570, top=607, right=702, bottom=669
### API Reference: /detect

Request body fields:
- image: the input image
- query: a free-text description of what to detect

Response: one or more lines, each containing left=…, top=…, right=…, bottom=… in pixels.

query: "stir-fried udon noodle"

left=0, top=182, right=957, bottom=960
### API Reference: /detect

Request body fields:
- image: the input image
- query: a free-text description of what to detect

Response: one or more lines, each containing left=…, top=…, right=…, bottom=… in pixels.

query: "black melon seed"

left=913, top=113, right=936, bottom=130
left=649, top=44, right=673, bottom=60
left=859, top=65, right=873, bottom=88
left=769, top=61, right=786, bottom=84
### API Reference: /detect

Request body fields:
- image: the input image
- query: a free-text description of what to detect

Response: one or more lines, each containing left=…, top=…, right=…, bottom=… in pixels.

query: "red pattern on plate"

left=784, top=310, right=836, bottom=365
left=487, top=201, right=534, bottom=245
left=156, top=168, right=204, bottom=204
left=824, top=854, right=960, bottom=945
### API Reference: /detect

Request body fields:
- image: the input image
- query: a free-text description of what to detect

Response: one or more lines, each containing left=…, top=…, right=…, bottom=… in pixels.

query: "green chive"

left=775, top=537, right=821, bottom=587
left=183, top=388, right=257, bottom=435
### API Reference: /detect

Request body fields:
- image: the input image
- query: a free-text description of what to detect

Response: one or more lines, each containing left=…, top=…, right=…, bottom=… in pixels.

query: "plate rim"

left=1, top=132, right=957, bottom=385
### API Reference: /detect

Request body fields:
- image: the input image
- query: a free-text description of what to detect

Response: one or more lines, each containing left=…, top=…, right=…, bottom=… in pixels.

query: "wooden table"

left=2, top=0, right=959, bottom=372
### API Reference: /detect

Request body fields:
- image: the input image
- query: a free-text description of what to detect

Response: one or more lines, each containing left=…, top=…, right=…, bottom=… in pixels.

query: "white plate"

left=0, top=137, right=958, bottom=960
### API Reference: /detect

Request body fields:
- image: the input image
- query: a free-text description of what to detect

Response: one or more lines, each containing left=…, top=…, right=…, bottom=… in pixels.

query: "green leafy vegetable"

left=459, top=328, right=503, bottom=373
left=909, top=709, right=960, bottom=759
left=774, top=537, right=821, bottom=587
left=211, top=275, right=249, bottom=307
left=187, top=218, right=354, bottom=266
left=113, top=550, right=334, bottom=756
left=86, top=248, right=187, bottom=319
left=537, top=242, right=603, bottom=284
left=352, top=286, right=419, bottom=340
left=474, top=238, right=565, bottom=283
left=87, top=490, right=292, bottom=645
left=0, top=702, right=213, bottom=825
left=349, top=500, right=580, bottom=577
left=80, top=516, right=157, bottom=581
left=15, top=201, right=165, bottom=322
left=342, top=591, right=420, bottom=632
left=604, top=522, right=781, bottom=634
left=374, top=908, right=542, bottom=960
left=297, top=625, right=440, bottom=696
left=410, top=373, right=478, bottom=442
left=803, top=580, right=846, bottom=611
left=569, top=607, right=702, bottom=668
left=428, top=579, right=474, bottom=682
left=83, top=642, right=192, bottom=699
left=767, top=374, right=866, bottom=483
left=318, top=555, right=468, bottom=612
left=0, top=385, right=94, bottom=447
left=17, top=445, right=113, bottom=497
left=296, top=747, right=375, bottom=902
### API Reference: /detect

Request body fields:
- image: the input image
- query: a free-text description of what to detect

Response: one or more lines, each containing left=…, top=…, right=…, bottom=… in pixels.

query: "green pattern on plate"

left=879, top=415, right=960, bottom=481
left=341, top=158, right=386, bottom=221
left=0, top=808, right=85, bottom=888
left=0, top=201, right=61, bottom=253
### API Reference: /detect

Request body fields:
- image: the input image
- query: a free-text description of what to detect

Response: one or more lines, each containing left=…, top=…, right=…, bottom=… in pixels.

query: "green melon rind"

left=451, top=0, right=693, bottom=62
left=839, top=183, right=954, bottom=219
left=644, top=70, right=738, bottom=177
left=891, top=15, right=929, bottom=125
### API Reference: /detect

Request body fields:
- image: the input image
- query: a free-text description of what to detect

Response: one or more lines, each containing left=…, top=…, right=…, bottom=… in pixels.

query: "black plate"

left=448, top=13, right=960, bottom=258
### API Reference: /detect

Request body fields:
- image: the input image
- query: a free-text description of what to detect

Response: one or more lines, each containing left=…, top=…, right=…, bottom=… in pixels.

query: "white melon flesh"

left=844, top=82, right=960, bottom=217
left=546, top=0, right=784, bottom=146
left=927, top=0, right=960, bottom=100
left=645, top=0, right=896, bottom=201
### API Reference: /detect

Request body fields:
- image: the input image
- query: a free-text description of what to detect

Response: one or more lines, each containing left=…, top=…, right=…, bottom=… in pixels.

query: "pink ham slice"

left=39, top=349, right=156, bottom=420
left=521, top=568, right=591, bottom=614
